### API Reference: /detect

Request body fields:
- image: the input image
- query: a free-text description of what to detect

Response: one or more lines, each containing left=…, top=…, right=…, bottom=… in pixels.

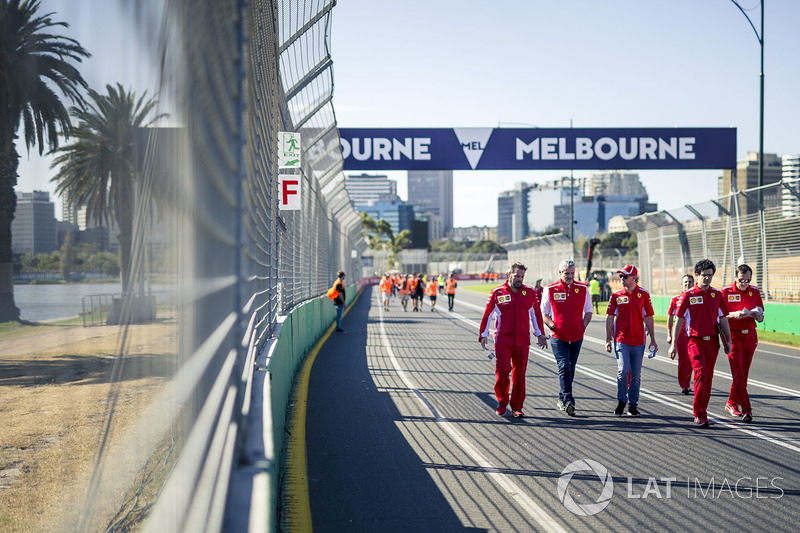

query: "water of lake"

left=13, top=283, right=175, bottom=322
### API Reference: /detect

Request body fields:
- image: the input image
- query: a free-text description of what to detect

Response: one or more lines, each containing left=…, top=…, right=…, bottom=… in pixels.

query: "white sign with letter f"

left=278, top=174, right=301, bottom=210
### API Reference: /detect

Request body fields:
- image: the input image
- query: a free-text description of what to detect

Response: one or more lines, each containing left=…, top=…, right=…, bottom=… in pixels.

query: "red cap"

left=617, top=265, right=638, bottom=277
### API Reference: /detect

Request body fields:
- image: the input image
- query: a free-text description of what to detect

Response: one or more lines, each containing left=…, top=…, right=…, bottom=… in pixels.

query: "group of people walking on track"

left=380, top=272, right=459, bottom=312
left=477, top=258, right=764, bottom=428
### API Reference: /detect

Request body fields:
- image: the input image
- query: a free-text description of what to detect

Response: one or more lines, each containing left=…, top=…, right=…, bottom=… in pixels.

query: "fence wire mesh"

left=628, top=181, right=800, bottom=301
left=54, top=1, right=365, bottom=531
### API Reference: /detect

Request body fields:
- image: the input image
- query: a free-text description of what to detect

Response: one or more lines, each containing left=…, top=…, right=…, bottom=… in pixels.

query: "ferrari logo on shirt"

left=689, top=296, right=704, bottom=305
left=554, top=292, right=567, bottom=301
left=522, top=290, right=526, bottom=295
left=575, top=288, right=579, bottom=293
left=728, top=294, right=741, bottom=302
left=498, top=294, right=511, bottom=304
left=616, top=296, right=629, bottom=304
left=711, top=292, right=716, bottom=298
left=637, top=293, right=642, bottom=298
left=749, top=291, right=753, bottom=296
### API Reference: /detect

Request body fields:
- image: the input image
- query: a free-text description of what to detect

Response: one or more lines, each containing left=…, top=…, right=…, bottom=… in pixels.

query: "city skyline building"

left=359, top=200, right=415, bottom=236
left=11, top=191, right=57, bottom=255
left=407, top=170, right=453, bottom=239
left=782, top=154, right=800, bottom=218
left=720, top=152, right=783, bottom=215
left=344, top=173, right=399, bottom=207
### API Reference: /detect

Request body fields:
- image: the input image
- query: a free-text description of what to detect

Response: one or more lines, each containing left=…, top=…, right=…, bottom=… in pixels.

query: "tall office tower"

left=496, top=182, right=529, bottom=243
left=585, top=171, right=647, bottom=197
left=407, top=170, right=453, bottom=237
left=720, top=152, right=783, bottom=214
left=11, top=191, right=57, bottom=255
left=782, top=155, right=800, bottom=218
left=344, top=173, right=399, bottom=207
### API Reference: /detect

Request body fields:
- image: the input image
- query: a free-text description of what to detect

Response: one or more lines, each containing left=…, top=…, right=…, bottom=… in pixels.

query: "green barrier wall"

left=259, top=282, right=358, bottom=530
left=651, top=295, right=799, bottom=335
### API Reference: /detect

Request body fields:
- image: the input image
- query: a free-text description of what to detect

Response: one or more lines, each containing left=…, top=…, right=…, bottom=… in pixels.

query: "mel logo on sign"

left=554, top=292, right=567, bottom=301
left=689, top=296, right=704, bottom=305
left=616, top=296, right=629, bottom=304
left=729, top=294, right=741, bottom=302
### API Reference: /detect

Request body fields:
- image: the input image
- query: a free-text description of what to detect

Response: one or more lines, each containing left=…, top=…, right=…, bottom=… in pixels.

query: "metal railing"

left=627, top=181, right=800, bottom=301
left=67, top=1, right=364, bottom=531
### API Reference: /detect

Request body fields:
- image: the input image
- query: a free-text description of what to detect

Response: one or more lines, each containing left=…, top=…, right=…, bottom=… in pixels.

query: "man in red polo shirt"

left=479, top=262, right=548, bottom=418
left=721, top=264, right=764, bottom=423
left=541, top=259, right=593, bottom=416
left=667, top=274, right=695, bottom=395
left=669, top=259, right=732, bottom=428
left=605, top=265, right=657, bottom=417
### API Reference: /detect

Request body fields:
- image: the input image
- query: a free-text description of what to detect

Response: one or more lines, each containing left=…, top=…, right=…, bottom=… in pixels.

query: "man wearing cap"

left=541, top=259, right=593, bottom=416
left=605, top=265, right=657, bottom=417
left=669, top=259, right=732, bottom=428
left=721, top=264, right=764, bottom=423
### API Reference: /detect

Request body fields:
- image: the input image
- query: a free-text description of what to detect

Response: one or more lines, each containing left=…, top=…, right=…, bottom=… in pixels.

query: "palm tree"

left=51, top=83, right=164, bottom=295
left=0, top=0, right=89, bottom=322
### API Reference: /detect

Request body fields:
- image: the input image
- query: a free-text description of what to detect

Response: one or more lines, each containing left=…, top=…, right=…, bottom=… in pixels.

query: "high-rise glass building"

left=407, top=170, right=453, bottom=239
left=720, top=152, right=783, bottom=214
left=11, top=191, right=57, bottom=255
left=782, top=155, right=800, bottom=218
left=344, top=173, right=399, bottom=207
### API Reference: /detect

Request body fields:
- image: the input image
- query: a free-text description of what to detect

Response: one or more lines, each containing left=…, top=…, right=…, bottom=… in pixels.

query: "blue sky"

left=15, top=1, right=800, bottom=228
left=330, top=0, right=800, bottom=227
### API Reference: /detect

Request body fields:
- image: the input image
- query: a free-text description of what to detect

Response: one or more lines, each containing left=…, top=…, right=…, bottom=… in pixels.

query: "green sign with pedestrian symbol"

left=278, top=131, right=302, bottom=168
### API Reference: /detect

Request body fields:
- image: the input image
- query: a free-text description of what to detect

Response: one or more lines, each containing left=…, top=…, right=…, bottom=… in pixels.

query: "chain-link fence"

left=62, top=1, right=364, bottom=531
left=627, top=181, right=800, bottom=301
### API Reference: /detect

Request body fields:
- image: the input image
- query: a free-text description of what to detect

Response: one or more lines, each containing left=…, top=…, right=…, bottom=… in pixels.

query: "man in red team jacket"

left=479, top=262, right=548, bottom=419
left=541, top=259, right=593, bottom=416
left=669, top=259, right=732, bottom=428
left=721, top=264, right=764, bottom=423
left=667, top=274, right=695, bottom=395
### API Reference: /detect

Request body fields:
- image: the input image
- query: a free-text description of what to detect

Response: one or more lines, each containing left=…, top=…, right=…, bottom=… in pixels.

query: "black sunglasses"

left=619, top=275, right=628, bottom=280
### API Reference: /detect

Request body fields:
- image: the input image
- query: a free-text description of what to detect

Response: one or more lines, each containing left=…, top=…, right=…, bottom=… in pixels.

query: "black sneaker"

left=628, top=405, right=641, bottom=417
left=565, top=404, right=576, bottom=417
left=336, top=328, right=346, bottom=334
left=681, top=388, right=691, bottom=395
left=614, top=401, right=626, bottom=416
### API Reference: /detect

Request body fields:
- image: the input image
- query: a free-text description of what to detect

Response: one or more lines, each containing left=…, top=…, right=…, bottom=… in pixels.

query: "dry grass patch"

left=0, top=319, right=180, bottom=532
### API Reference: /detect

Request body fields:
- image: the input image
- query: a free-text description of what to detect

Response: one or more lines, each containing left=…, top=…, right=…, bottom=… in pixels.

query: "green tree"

left=0, top=0, right=89, bottom=321
left=467, top=239, right=507, bottom=254
left=51, top=83, right=164, bottom=295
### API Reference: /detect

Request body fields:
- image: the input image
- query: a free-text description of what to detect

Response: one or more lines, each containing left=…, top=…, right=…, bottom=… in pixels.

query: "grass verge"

left=462, top=284, right=799, bottom=347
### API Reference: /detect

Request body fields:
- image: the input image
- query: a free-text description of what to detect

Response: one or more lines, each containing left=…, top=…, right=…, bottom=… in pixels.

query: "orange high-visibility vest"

left=398, top=279, right=411, bottom=295
left=446, top=279, right=457, bottom=294
left=426, top=281, right=437, bottom=296
left=380, top=278, right=392, bottom=293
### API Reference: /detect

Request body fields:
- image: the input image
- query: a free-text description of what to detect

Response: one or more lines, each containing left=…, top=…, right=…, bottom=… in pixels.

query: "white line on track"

left=376, top=292, right=568, bottom=533
left=435, top=295, right=800, bottom=454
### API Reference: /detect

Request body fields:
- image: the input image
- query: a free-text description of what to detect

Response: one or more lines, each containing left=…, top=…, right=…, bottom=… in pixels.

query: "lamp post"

left=730, top=0, right=764, bottom=206
left=730, top=0, right=767, bottom=295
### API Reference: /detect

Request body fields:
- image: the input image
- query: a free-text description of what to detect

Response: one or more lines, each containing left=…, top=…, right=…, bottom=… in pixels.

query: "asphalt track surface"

left=302, top=281, right=800, bottom=532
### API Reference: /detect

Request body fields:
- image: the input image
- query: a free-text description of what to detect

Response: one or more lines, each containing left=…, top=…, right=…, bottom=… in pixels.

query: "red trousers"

left=676, top=331, right=692, bottom=390
left=727, top=329, right=758, bottom=415
left=494, top=341, right=529, bottom=411
left=687, top=337, right=719, bottom=421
